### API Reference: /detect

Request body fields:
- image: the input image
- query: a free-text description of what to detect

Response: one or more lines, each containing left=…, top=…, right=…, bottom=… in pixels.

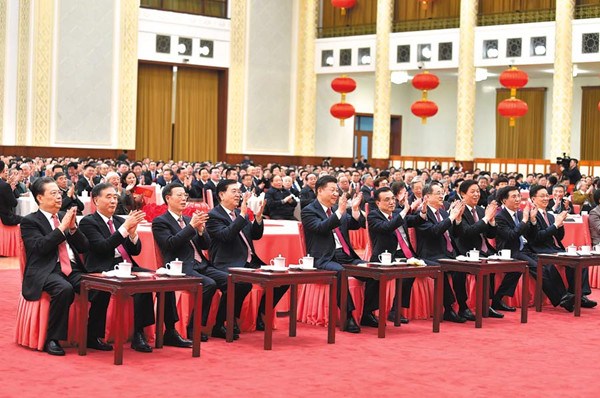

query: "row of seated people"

left=17, top=174, right=598, bottom=356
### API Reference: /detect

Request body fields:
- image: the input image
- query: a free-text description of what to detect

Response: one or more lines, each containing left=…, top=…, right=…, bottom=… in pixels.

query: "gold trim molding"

left=226, top=0, right=247, bottom=154
left=0, top=0, right=6, bottom=144
left=118, top=0, right=139, bottom=149
left=16, top=0, right=31, bottom=146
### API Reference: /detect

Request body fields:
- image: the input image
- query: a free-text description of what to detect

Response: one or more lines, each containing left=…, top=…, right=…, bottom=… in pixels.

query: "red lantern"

left=331, top=0, right=356, bottom=16
left=412, top=71, right=440, bottom=92
left=331, top=76, right=356, bottom=102
left=498, top=66, right=528, bottom=126
left=411, top=100, right=438, bottom=124
left=330, top=103, right=355, bottom=126
left=498, top=98, right=528, bottom=127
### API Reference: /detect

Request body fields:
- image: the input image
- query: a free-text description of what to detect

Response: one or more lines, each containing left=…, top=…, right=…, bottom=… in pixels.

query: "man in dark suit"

left=20, top=178, right=89, bottom=356
left=79, top=183, right=190, bottom=351
left=55, top=172, right=84, bottom=214
left=547, top=184, right=575, bottom=214
left=454, top=180, right=517, bottom=317
left=300, top=173, right=317, bottom=209
left=528, top=184, right=596, bottom=310
left=301, top=175, right=379, bottom=333
left=415, top=181, right=471, bottom=323
left=206, top=179, right=286, bottom=332
left=202, top=167, right=221, bottom=204
left=76, top=163, right=96, bottom=196
left=368, top=187, right=425, bottom=324
left=360, top=174, right=375, bottom=210
left=265, top=175, right=297, bottom=220
left=0, top=160, right=23, bottom=225
left=152, top=183, right=229, bottom=340
left=143, top=161, right=158, bottom=184
left=240, top=173, right=260, bottom=196
left=494, top=185, right=574, bottom=312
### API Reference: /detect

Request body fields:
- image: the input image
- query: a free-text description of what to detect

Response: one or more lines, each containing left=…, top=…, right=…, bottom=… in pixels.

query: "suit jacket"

left=79, top=212, right=142, bottom=273
left=152, top=212, right=211, bottom=274
left=494, top=207, right=536, bottom=254
left=589, top=206, right=600, bottom=245
left=301, top=200, right=364, bottom=268
left=360, top=185, right=375, bottom=210
left=203, top=180, right=219, bottom=204
left=454, top=205, right=496, bottom=256
left=60, top=188, right=84, bottom=214
left=415, top=206, right=460, bottom=261
left=0, top=179, right=21, bottom=225
left=300, top=186, right=317, bottom=209
left=528, top=211, right=565, bottom=254
left=547, top=198, right=575, bottom=214
left=265, top=187, right=297, bottom=220
left=20, top=210, right=89, bottom=300
left=76, top=177, right=94, bottom=196
left=206, top=205, right=265, bottom=270
left=368, top=207, right=423, bottom=262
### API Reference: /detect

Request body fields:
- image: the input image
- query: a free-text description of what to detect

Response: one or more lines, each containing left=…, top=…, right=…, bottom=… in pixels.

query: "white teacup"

left=499, top=249, right=511, bottom=260
left=378, top=251, right=392, bottom=265
left=595, top=244, right=600, bottom=253
left=567, top=245, right=577, bottom=255
left=114, top=262, right=132, bottom=276
left=299, top=256, right=314, bottom=268
left=580, top=245, right=591, bottom=254
left=467, top=250, right=479, bottom=261
left=166, top=260, right=183, bottom=275
left=582, top=211, right=589, bottom=216
left=270, top=255, right=286, bottom=268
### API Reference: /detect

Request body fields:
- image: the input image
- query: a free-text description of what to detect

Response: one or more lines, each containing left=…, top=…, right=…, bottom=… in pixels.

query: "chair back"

left=582, top=214, right=592, bottom=246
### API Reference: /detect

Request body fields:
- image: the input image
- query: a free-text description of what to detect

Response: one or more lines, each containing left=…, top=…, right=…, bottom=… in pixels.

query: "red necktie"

left=541, top=211, right=561, bottom=248
left=178, top=217, right=205, bottom=264
left=326, top=208, right=351, bottom=256
left=52, top=214, right=72, bottom=276
left=389, top=214, right=413, bottom=259
left=471, top=208, right=489, bottom=252
left=435, top=210, right=454, bottom=253
left=107, top=219, right=133, bottom=264
left=229, top=211, right=253, bottom=263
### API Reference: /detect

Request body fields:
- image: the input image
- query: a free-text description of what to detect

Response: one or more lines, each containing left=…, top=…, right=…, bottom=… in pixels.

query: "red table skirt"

left=349, top=229, right=367, bottom=251
left=0, top=222, right=20, bottom=257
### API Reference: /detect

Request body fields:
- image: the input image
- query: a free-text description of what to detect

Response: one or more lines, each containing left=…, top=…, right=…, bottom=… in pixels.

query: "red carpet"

left=2, top=267, right=600, bottom=397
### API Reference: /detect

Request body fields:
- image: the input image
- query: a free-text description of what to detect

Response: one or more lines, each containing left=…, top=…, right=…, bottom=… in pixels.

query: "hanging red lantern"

left=498, top=98, right=528, bottom=127
left=411, top=70, right=439, bottom=124
left=411, top=100, right=438, bottom=124
left=330, top=103, right=355, bottom=126
left=331, top=0, right=356, bottom=16
left=498, top=66, right=529, bottom=126
left=331, top=76, right=356, bottom=103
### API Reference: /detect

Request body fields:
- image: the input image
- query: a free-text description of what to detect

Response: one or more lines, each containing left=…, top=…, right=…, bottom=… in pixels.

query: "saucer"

left=165, top=272, right=186, bottom=277
left=270, top=266, right=288, bottom=272
left=456, top=255, right=480, bottom=262
left=115, top=274, right=136, bottom=279
left=577, top=251, right=592, bottom=256
left=289, top=264, right=316, bottom=271
left=558, top=252, right=579, bottom=257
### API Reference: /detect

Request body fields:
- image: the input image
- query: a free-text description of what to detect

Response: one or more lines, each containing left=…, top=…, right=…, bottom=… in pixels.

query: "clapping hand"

left=255, top=199, right=267, bottom=222
left=239, top=191, right=252, bottom=217
left=124, top=210, right=146, bottom=235
left=350, top=192, right=363, bottom=212
left=555, top=210, right=568, bottom=227
left=190, top=211, right=209, bottom=233
left=338, top=193, right=348, bottom=214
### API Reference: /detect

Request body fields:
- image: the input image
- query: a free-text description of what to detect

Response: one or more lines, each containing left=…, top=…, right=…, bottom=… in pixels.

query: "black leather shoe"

left=186, top=328, right=209, bottom=342
left=492, top=299, right=516, bottom=312
left=487, top=307, right=504, bottom=319
left=233, top=321, right=241, bottom=335
left=344, top=316, right=361, bottom=333
left=163, top=329, right=193, bottom=348
left=44, top=340, right=65, bottom=356
left=387, top=311, right=409, bottom=324
left=130, top=331, right=152, bottom=353
left=359, top=312, right=379, bottom=328
left=581, top=296, right=598, bottom=308
left=443, top=310, right=466, bottom=323
left=560, top=294, right=575, bottom=312
left=211, top=324, right=239, bottom=340
left=256, top=314, right=265, bottom=331
left=458, top=308, right=476, bottom=321
left=87, top=337, right=113, bottom=351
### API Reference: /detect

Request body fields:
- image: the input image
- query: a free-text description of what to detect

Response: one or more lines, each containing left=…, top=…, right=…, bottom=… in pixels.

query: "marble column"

left=551, top=0, right=575, bottom=160
left=455, top=0, right=477, bottom=163
left=0, top=0, right=6, bottom=144
left=371, top=0, right=393, bottom=160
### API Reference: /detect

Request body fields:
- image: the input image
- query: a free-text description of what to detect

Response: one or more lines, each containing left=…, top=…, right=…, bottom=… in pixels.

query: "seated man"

left=264, top=175, right=297, bottom=220
left=528, top=184, right=596, bottom=310
left=495, top=185, right=574, bottom=312
left=20, top=177, right=89, bottom=356
left=588, top=189, right=600, bottom=246
left=152, top=183, right=223, bottom=340
left=454, top=180, right=517, bottom=318
left=0, top=160, right=23, bottom=225
left=415, top=182, right=471, bottom=323
left=206, top=179, right=287, bottom=332
left=368, top=186, right=425, bottom=323
left=301, top=175, right=379, bottom=333
left=79, top=183, right=189, bottom=352
left=54, top=172, right=84, bottom=214
left=547, top=184, right=575, bottom=214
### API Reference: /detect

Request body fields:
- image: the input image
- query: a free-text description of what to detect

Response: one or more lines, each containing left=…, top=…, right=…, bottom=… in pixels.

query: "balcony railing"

left=317, top=4, right=600, bottom=39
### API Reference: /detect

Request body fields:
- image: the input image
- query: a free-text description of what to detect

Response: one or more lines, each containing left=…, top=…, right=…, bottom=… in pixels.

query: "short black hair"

left=52, top=164, right=64, bottom=172
left=422, top=181, right=442, bottom=196
left=529, top=184, right=547, bottom=198
left=0, top=160, right=5, bottom=173
left=496, top=185, right=519, bottom=203
left=31, top=177, right=56, bottom=205
left=494, top=177, right=509, bottom=187
left=84, top=163, right=96, bottom=170
left=53, top=172, right=66, bottom=180
left=315, top=175, right=337, bottom=192
left=216, top=179, right=238, bottom=202
left=459, top=179, right=478, bottom=195
left=91, top=182, right=116, bottom=199
left=390, top=181, right=406, bottom=196
left=162, top=182, right=185, bottom=203
left=374, top=186, right=392, bottom=201
left=593, top=189, right=600, bottom=205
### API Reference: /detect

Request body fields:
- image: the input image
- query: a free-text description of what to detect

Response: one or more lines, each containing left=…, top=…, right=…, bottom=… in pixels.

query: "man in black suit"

left=301, top=175, right=379, bottom=333
left=415, top=182, right=471, bottom=323
left=202, top=167, right=221, bottom=204
left=152, top=183, right=229, bottom=340
left=240, top=173, right=260, bottom=196
left=20, top=178, right=89, bottom=356
left=454, top=180, right=517, bottom=317
left=494, top=185, right=573, bottom=312
left=0, top=160, right=23, bottom=225
left=360, top=174, right=375, bottom=210
left=55, top=172, right=84, bottom=214
left=368, top=187, right=425, bottom=324
left=79, top=183, right=190, bottom=351
left=76, top=163, right=96, bottom=196
left=206, top=179, right=286, bottom=332
left=300, top=173, right=317, bottom=209
left=528, top=184, right=596, bottom=310
left=265, top=175, right=297, bottom=220
left=143, top=161, right=159, bottom=184
left=547, top=184, right=575, bottom=214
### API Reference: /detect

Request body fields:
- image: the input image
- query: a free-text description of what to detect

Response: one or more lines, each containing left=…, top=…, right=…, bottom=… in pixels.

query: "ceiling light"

left=199, top=45, right=210, bottom=56
left=421, top=46, right=432, bottom=60
left=391, top=71, right=409, bottom=85
left=360, top=55, right=371, bottom=65
left=534, top=45, right=546, bottom=56
left=177, top=43, right=187, bottom=54
left=486, top=47, right=499, bottom=58
left=475, top=68, right=488, bottom=82
left=325, top=56, right=334, bottom=66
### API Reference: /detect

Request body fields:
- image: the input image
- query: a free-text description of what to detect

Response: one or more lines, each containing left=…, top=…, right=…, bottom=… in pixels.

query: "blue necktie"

left=514, top=212, right=525, bottom=251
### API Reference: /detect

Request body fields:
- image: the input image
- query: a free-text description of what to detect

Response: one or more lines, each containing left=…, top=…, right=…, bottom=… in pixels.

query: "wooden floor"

left=0, top=256, right=18, bottom=270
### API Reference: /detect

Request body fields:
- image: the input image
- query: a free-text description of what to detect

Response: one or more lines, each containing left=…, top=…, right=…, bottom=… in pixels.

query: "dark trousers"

left=491, top=272, right=522, bottom=300
left=390, top=277, right=415, bottom=312
left=204, top=266, right=252, bottom=326
left=186, top=267, right=217, bottom=327
left=246, top=258, right=290, bottom=317
left=565, top=267, right=592, bottom=296
left=516, top=252, right=567, bottom=307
